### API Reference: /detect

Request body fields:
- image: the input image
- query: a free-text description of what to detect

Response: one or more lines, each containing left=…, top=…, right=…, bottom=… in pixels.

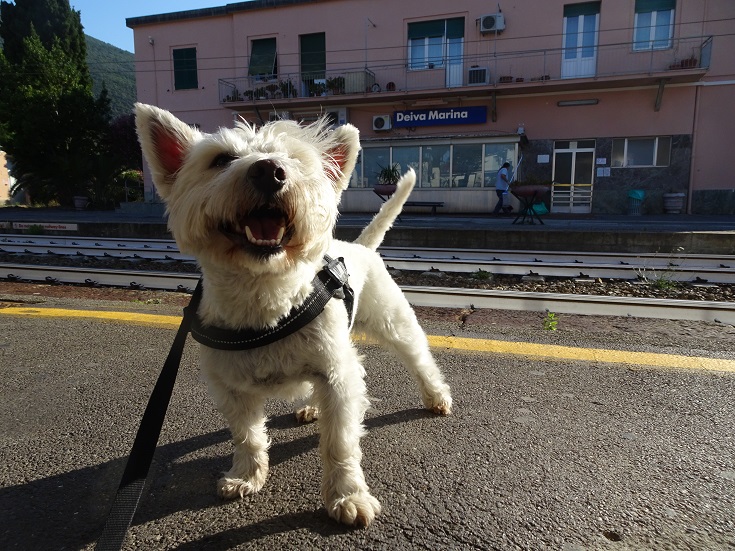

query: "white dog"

left=135, top=103, right=452, bottom=528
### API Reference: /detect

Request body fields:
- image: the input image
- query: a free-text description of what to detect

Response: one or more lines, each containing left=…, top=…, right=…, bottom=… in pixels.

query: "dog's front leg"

left=311, top=362, right=381, bottom=527
left=209, top=385, right=270, bottom=499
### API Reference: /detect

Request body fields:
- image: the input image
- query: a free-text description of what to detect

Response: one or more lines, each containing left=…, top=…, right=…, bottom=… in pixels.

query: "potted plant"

left=326, top=76, right=345, bottom=95
left=374, top=163, right=401, bottom=196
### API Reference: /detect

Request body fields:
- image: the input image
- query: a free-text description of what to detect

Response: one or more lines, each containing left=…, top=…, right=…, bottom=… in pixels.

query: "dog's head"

left=135, top=103, right=360, bottom=274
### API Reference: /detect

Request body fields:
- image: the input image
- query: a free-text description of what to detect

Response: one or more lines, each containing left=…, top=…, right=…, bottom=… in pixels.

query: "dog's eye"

left=211, top=153, right=238, bottom=169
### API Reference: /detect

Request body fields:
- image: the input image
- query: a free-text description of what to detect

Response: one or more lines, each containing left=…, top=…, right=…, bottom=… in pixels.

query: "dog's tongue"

left=244, top=212, right=285, bottom=241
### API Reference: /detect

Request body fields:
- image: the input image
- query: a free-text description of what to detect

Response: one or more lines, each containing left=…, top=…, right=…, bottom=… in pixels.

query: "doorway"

left=561, top=3, right=599, bottom=79
left=552, top=140, right=595, bottom=213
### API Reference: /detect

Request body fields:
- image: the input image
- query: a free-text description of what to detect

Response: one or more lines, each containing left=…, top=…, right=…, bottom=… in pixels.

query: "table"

left=511, top=185, right=551, bottom=225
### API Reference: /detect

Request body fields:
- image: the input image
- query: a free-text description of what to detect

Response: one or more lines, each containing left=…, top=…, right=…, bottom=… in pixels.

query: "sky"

left=69, top=1, right=222, bottom=53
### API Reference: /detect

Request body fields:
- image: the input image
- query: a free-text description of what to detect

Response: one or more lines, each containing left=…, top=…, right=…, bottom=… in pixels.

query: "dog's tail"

left=355, top=168, right=416, bottom=251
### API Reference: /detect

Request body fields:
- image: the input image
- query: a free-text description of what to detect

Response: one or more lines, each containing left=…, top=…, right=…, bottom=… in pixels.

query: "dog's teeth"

left=276, top=226, right=285, bottom=242
left=245, top=226, right=256, bottom=244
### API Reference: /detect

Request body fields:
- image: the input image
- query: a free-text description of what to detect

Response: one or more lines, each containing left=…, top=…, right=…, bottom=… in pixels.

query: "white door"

left=446, top=38, right=463, bottom=88
left=561, top=11, right=599, bottom=78
left=552, top=140, right=596, bottom=213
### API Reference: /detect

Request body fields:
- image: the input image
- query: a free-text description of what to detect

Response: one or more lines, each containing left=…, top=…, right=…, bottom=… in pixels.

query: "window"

left=633, top=0, right=675, bottom=51
left=172, top=47, right=198, bottom=90
left=408, top=18, right=464, bottom=70
left=249, top=38, right=277, bottom=79
left=300, top=33, right=326, bottom=96
left=353, top=141, right=517, bottom=188
left=611, top=137, right=672, bottom=167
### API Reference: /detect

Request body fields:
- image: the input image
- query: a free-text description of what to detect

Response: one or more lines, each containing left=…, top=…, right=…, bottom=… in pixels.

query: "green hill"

left=85, top=35, right=136, bottom=119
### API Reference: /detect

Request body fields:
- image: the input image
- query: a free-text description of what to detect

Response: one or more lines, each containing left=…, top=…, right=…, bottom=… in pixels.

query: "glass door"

left=446, top=38, right=463, bottom=88
left=552, top=140, right=595, bottom=213
left=561, top=3, right=599, bottom=78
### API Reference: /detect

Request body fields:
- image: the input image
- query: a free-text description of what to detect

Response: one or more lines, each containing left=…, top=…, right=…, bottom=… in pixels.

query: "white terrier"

left=135, top=103, right=452, bottom=527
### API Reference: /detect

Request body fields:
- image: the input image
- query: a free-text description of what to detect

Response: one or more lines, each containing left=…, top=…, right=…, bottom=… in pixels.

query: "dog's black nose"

left=247, top=159, right=287, bottom=193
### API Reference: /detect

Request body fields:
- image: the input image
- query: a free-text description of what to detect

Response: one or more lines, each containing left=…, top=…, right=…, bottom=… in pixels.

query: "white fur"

left=135, top=103, right=452, bottom=528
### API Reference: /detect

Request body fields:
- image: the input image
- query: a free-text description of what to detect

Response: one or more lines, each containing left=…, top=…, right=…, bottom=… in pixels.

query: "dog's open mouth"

left=221, top=207, right=291, bottom=255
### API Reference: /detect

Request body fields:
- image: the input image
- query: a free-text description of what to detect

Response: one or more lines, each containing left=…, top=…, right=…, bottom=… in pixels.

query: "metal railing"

left=219, top=36, right=711, bottom=104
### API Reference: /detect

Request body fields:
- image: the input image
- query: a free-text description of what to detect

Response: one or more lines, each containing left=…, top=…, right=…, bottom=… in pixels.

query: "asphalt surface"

left=1, top=293, right=734, bottom=550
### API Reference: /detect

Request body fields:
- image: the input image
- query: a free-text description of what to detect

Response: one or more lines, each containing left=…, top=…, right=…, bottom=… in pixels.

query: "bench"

left=403, top=201, right=445, bottom=214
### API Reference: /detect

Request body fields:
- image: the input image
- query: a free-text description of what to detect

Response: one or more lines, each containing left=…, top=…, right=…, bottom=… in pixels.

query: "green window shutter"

left=173, top=47, right=198, bottom=90
left=446, top=17, right=465, bottom=39
left=300, top=33, right=325, bottom=79
left=407, top=20, right=445, bottom=39
left=563, top=2, right=601, bottom=18
left=249, top=38, right=277, bottom=77
left=635, top=0, right=675, bottom=13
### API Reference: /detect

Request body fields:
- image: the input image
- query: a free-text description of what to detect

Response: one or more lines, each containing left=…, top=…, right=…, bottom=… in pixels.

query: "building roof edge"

left=126, top=0, right=326, bottom=28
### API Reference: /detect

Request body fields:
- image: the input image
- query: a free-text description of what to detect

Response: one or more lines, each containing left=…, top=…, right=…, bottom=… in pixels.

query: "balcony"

left=218, top=36, right=711, bottom=108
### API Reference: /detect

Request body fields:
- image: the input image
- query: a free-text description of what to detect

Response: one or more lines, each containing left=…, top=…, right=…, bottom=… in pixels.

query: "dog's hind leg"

left=310, top=355, right=381, bottom=527
left=209, top=386, right=270, bottom=499
left=359, top=279, right=453, bottom=415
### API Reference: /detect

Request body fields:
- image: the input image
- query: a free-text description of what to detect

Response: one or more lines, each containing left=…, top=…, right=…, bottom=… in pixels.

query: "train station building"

left=126, top=0, right=735, bottom=215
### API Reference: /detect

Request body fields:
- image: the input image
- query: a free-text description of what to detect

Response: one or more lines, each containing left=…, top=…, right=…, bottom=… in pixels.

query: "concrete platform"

left=1, top=206, right=734, bottom=254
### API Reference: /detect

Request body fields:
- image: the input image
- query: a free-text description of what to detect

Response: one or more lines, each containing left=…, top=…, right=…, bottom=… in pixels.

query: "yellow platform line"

left=3, top=306, right=734, bottom=373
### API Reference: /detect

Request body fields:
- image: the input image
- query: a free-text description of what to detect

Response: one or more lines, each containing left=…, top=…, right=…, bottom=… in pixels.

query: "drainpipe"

left=687, top=83, right=701, bottom=215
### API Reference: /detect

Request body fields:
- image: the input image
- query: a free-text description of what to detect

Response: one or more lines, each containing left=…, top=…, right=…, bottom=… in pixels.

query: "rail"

left=2, top=263, right=733, bottom=324
left=2, top=236, right=734, bottom=283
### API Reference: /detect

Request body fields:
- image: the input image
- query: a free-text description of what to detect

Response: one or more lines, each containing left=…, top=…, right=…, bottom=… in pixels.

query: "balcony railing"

left=219, top=36, right=711, bottom=105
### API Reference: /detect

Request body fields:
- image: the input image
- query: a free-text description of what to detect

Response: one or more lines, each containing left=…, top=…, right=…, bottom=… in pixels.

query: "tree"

left=0, top=0, right=115, bottom=206
left=0, top=0, right=88, bottom=80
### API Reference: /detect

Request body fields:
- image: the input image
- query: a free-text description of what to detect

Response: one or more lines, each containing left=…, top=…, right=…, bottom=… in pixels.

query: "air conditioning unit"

left=480, top=13, right=506, bottom=33
left=325, top=107, right=347, bottom=127
left=468, top=67, right=489, bottom=85
left=372, top=115, right=392, bottom=131
left=268, top=111, right=291, bottom=122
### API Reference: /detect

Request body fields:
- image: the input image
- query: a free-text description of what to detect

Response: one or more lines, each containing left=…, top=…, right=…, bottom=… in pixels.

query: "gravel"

left=1, top=251, right=734, bottom=303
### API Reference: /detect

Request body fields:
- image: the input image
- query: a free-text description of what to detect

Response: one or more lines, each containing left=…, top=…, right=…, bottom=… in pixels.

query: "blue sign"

left=393, top=106, right=487, bottom=128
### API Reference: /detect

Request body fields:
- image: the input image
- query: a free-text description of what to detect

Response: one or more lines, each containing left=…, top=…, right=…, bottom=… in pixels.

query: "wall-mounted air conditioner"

left=325, top=107, right=347, bottom=127
left=468, top=67, right=489, bottom=85
left=480, top=13, right=505, bottom=33
left=372, top=115, right=392, bottom=131
left=292, top=108, right=347, bottom=127
left=268, top=111, right=291, bottom=122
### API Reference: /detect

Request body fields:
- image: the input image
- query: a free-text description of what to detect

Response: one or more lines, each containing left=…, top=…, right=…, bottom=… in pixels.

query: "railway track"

left=1, top=262, right=734, bottom=325
left=2, top=234, right=735, bottom=283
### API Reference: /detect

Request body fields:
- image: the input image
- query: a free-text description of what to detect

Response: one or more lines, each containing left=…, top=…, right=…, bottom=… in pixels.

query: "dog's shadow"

left=1, top=407, right=432, bottom=549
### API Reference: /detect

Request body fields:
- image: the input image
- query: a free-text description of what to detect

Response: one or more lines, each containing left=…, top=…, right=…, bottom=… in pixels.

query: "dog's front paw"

left=327, top=491, right=382, bottom=527
left=218, top=475, right=266, bottom=499
left=294, top=405, right=320, bottom=423
left=424, top=389, right=453, bottom=416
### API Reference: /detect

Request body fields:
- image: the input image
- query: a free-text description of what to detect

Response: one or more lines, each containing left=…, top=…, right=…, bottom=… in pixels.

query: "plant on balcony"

left=326, top=76, right=345, bottom=95
left=308, top=81, right=327, bottom=97
left=669, top=57, right=698, bottom=70
left=279, top=80, right=297, bottom=98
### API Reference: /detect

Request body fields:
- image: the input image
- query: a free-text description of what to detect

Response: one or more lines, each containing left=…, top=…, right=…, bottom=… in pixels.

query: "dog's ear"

left=325, top=124, right=360, bottom=190
left=134, top=103, right=198, bottom=199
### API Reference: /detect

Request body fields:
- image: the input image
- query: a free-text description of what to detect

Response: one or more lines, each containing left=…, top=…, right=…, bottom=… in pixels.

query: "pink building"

left=127, top=0, right=735, bottom=215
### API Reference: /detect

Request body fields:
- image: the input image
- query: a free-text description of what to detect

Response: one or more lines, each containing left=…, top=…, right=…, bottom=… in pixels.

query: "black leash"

left=95, top=256, right=353, bottom=550
left=95, top=278, right=203, bottom=551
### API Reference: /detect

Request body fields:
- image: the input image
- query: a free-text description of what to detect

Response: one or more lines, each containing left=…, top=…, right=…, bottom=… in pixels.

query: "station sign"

left=393, top=106, right=487, bottom=128
left=10, top=222, right=79, bottom=231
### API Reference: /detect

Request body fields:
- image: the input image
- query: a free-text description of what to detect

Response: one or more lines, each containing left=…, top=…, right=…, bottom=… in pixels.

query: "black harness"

left=95, top=255, right=353, bottom=550
left=190, top=254, right=354, bottom=350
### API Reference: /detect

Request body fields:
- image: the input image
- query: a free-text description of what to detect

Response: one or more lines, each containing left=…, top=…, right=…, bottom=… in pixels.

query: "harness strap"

left=190, top=255, right=354, bottom=351
left=95, top=279, right=204, bottom=551
left=96, top=256, right=352, bottom=550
